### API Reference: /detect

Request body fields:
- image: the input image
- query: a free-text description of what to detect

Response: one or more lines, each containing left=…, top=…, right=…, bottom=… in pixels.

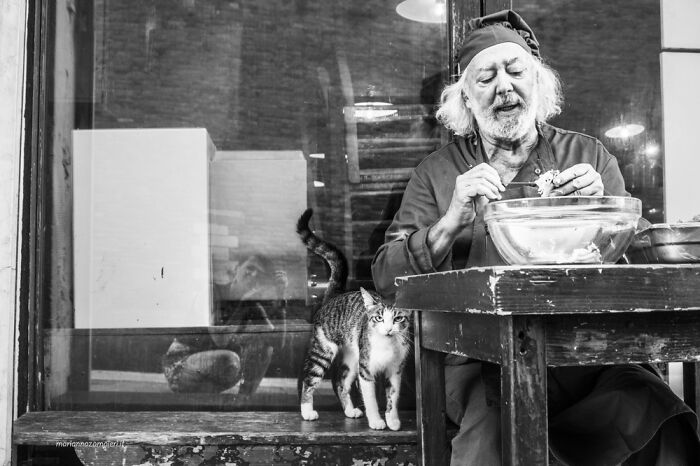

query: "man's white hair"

left=435, top=55, right=563, bottom=137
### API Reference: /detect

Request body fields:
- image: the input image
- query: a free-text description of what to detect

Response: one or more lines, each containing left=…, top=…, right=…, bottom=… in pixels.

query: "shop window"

left=40, top=0, right=447, bottom=413
left=23, top=0, right=665, bottom=456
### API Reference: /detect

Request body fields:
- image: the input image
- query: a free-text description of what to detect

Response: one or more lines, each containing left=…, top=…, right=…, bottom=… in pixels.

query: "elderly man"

left=372, top=10, right=700, bottom=466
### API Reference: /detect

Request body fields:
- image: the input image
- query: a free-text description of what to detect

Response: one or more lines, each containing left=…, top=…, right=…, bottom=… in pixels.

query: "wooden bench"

left=14, top=411, right=418, bottom=465
left=26, top=322, right=421, bottom=464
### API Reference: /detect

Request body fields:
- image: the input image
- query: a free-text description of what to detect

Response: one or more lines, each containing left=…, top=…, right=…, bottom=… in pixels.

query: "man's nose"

left=494, top=70, right=514, bottom=95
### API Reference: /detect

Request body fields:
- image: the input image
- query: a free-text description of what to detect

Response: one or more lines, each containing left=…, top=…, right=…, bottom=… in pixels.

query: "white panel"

left=73, top=128, right=214, bottom=328
left=661, top=52, right=700, bottom=222
left=661, top=0, right=700, bottom=48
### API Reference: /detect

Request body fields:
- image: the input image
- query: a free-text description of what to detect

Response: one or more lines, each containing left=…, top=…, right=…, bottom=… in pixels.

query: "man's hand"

left=550, top=163, right=604, bottom=196
left=444, top=163, right=506, bottom=229
left=427, top=163, right=505, bottom=268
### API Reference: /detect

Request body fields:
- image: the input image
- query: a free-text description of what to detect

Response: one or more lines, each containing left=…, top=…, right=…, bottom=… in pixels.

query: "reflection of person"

left=163, top=255, right=287, bottom=396
left=217, top=255, right=288, bottom=329
left=372, top=10, right=700, bottom=465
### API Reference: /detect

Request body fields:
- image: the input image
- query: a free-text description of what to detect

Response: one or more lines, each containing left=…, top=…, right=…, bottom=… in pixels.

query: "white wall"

left=661, top=0, right=700, bottom=49
left=0, top=0, right=27, bottom=464
left=661, top=0, right=700, bottom=222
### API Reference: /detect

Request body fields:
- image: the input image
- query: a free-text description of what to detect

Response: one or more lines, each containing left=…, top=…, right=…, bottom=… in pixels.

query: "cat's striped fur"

left=297, top=209, right=411, bottom=430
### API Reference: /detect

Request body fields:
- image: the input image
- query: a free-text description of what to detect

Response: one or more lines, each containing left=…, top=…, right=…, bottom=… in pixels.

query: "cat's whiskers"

left=393, top=330, right=414, bottom=348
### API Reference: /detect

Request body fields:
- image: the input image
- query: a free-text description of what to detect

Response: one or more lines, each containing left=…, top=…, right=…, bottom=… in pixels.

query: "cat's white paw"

left=301, top=406, right=319, bottom=421
left=344, top=407, right=363, bottom=418
left=367, top=417, right=387, bottom=430
left=386, top=415, right=401, bottom=431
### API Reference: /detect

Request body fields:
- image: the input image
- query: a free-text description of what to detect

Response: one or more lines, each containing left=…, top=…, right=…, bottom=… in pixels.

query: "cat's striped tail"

left=296, top=208, right=348, bottom=303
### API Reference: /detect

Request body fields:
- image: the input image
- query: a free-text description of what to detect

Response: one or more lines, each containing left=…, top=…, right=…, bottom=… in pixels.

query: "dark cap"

left=457, top=10, right=540, bottom=73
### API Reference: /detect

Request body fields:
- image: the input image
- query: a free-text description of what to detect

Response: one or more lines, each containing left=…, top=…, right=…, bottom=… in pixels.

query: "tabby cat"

left=297, top=208, right=411, bottom=430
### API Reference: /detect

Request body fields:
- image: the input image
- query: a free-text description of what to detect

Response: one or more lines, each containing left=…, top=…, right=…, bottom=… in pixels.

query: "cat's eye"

left=395, top=316, right=406, bottom=322
left=371, top=315, right=383, bottom=322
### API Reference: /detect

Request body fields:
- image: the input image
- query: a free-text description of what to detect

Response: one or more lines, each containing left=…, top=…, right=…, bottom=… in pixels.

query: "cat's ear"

left=359, top=287, right=377, bottom=309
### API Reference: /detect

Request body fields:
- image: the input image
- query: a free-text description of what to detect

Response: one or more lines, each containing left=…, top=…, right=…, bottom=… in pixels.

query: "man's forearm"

left=426, top=215, right=462, bottom=268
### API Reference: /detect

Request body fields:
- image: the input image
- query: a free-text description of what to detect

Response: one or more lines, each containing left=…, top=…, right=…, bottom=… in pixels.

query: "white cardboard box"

left=73, top=128, right=215, bottom=328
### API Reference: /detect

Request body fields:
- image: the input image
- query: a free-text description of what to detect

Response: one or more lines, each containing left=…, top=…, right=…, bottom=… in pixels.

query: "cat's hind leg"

left=300, top=328, right=337, bottom=421
left=385, top=369, right=403, bottom=431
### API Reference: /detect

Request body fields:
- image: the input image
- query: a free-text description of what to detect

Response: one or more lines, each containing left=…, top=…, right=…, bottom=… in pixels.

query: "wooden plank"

left=13, top=411, right=417, bottom=446
left=359, top=168, right=414, bottom=183
left=396, top=265, right=700, bottom=315
left=50, top=389, right=341, bottom=412
left=545, top=312, right=700, bottom=366
left=45, top=323, right=313, bottom=337
left=51, top=388, right=340, bottom=411
left=420, top=312, right=502, bottom=363
left=26, top=0, right=53, bottom=414
left=683, top=363, right=700, bottom=414
left=44, top=8, right=75, bottom=404
left=500, top=316, right=548, bottom=465
left=395, top=268, right=496, bottom=313
left=355, top=145, right=438, bottom=170
left=415, top=312, right=449, bottom=466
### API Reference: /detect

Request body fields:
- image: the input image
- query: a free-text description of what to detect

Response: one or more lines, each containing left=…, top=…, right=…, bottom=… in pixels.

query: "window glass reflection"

left=518, top=0, right=663, bottom=221
left=44, top=0, right=446, bottom=411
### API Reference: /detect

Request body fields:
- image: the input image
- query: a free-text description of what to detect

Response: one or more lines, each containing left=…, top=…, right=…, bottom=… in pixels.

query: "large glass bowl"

left=483, top=196, right=642, bottom=265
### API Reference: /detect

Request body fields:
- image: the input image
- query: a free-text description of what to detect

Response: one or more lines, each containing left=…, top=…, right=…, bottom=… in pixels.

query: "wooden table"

left=396, top=264, right=700, bottom=466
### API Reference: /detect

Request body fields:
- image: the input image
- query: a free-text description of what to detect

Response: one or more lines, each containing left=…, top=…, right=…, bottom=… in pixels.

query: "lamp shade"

left=396, top=0, right=446, bottom=24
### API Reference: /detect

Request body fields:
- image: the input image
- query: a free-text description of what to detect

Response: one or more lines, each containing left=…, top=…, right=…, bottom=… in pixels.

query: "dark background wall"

left=91, top=0, right=447, bottom=286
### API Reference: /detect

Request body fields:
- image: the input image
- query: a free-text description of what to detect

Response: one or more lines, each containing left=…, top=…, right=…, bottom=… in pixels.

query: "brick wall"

left=91, top=0, right=446, bottom=279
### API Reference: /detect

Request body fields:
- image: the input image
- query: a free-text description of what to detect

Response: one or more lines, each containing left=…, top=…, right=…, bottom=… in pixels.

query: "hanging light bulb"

left=352, top=103, right=398, bottom=120
left=396, top=0, right=446, bottom=24
left=643, top=142, right=660, bottom=157
left=604, top=123, right=645, bottom=139
left=350, top=84, right=397, bottom=120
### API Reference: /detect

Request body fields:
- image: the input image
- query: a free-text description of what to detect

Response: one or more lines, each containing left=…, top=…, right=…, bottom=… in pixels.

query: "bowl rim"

left=642, top=221, right=700, bottom=230
left=484, top=195, right=642, bottom=220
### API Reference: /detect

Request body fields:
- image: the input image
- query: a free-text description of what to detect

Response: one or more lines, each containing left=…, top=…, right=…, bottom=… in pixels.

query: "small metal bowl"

left=625, top=222, right=700, bottom=264
left=484, top=196, right=642, bottom=265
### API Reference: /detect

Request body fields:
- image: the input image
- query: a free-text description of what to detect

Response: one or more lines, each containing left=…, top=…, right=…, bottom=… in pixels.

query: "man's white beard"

left=474, top=94, right=538, bottom=141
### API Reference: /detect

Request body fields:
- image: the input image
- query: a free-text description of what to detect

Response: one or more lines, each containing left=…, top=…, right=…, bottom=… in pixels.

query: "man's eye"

left=479, top=76, right=494, bottom=84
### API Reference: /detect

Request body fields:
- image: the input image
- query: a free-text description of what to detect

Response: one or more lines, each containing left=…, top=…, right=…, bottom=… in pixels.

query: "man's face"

left=228, top=257, right=266, bottom=299
left=464, top=42, right=538, bottom=141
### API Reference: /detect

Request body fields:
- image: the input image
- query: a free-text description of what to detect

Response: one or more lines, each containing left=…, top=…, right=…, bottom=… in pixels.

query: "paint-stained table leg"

left=414, top=311, right=448, bottom=466
left=500, top=316, right=548, bottom=465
